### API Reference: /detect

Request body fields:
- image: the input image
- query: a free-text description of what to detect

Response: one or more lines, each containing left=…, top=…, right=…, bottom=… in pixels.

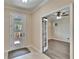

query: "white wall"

left=4, top=6, right=32, bottom=52
left=48, top=16, right=70, bottom=42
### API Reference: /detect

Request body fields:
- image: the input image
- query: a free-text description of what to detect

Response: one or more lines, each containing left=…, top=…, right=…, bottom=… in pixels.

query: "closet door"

left=42, top=17, right=48, bottom=53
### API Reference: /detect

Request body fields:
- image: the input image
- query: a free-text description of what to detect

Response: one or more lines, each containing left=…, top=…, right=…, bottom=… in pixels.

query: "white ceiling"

left=47, top=7, right=70, bottom=21
left=5, top=0, right=48, bottom=11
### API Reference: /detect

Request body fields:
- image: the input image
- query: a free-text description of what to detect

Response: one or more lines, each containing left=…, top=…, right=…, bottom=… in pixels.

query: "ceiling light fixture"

left=22, top=0, right=28, bottom=3
left=57, top=12, right=62, bottom=19
left=57, top=16, right=61, bottom=19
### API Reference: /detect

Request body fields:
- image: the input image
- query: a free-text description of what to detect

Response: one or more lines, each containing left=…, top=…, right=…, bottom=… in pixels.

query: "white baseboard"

left=4, top=45, right=32, bottom=53
left=49, top=38, right=70, bottom=43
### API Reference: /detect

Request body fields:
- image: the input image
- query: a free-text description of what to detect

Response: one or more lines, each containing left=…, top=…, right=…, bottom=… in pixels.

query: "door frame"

left=41, top=3, right=74, bottom=59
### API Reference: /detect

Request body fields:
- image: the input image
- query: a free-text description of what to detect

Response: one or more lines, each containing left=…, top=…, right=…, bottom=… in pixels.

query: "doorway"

left=42, top=5, right=73, bottom=59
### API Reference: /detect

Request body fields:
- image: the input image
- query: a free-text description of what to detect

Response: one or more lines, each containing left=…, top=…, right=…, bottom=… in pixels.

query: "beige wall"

left=4, top=6, right=32, bottom=52
left=31, top=0, right=73, bottom=53
left=48, top=21, right=53, bottom=39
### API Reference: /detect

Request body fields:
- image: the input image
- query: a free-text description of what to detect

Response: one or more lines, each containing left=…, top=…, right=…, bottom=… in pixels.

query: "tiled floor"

left=5, top=47, right=50, bottom=59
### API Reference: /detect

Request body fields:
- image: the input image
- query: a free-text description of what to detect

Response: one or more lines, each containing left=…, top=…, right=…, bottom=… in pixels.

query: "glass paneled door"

left=10, top=13, right=26, bottom=50
left=42, top=17, right=48, bottom=53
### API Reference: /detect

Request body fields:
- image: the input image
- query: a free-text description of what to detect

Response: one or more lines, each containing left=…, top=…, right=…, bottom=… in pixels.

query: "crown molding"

left=4, top=3, right=32, bottom=14
left=4, top=0, right=48, bottom=14
left=31, top=0, right=48, bottom=14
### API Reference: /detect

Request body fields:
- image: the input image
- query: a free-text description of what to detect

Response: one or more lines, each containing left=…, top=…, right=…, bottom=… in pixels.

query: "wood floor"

left=45, top=39, right=70, bottom=59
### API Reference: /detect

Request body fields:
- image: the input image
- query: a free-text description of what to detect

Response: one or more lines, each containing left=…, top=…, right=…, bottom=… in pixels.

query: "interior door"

left=42, top=17, right=48, bottom=53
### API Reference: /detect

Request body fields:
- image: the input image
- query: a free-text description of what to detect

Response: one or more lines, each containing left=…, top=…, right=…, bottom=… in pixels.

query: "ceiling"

left=47, top=7, right=70, bottom=21
left=4, top=0, right=48, bottom=11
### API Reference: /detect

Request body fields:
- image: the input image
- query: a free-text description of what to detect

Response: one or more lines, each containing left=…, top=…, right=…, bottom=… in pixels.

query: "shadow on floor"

left=8, top=48, right=31, bottom=59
